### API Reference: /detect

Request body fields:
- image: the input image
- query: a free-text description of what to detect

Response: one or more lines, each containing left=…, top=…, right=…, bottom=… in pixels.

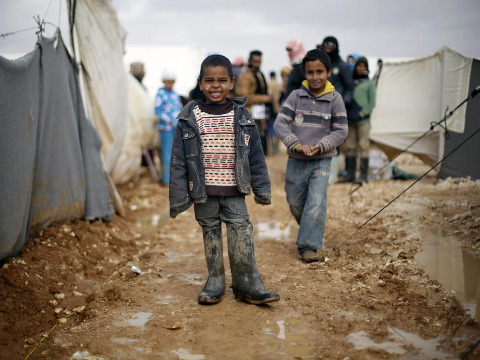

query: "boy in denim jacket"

left=169, top=55, right=279, bottom=305
left=274, top=49, right=348, bottom=263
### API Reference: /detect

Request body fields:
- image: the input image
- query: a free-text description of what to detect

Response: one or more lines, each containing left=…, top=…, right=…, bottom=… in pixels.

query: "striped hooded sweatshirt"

left=274, top=80, right=348, bottom=160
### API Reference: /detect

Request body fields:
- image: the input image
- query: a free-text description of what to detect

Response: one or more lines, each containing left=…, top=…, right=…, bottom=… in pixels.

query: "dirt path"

left=1, top=151, right=479, bottom=359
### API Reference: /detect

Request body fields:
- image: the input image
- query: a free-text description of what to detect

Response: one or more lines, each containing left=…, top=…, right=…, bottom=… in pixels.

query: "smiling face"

left=304, top=59, right=331, bottom=95
left=199, top=65, right=234, bottom=104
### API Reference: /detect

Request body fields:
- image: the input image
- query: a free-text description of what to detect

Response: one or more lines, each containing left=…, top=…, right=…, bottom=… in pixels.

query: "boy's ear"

left=230, top=77, right=236, bottom=90
left=197, top=77, right=202, bottom=90
left=327, top=70, right=332, bottom=78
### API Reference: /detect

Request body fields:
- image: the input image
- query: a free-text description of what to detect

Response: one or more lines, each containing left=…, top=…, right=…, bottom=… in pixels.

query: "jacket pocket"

left=182, top=129, right=198, bottom=156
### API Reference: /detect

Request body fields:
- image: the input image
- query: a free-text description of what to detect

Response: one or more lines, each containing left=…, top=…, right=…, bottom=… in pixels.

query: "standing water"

left=415, top=232, right=480, bottom=322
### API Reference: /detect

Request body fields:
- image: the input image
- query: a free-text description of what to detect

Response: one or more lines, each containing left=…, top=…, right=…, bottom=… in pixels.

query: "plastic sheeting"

left=111, top=74, right=157, bottom=184
left=370, top=47, right=473, bottom=165
left=72, top=0, right=128, bottom=176
left=0, top=33, right=113, bottom=261
left=438, top=58, right=480, bottom=180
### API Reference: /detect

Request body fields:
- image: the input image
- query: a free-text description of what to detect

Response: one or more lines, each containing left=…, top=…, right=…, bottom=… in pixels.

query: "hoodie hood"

left=301, top=80, right=335, bottom=98
left=318, top=36, right=340, bottom=63
left=353, top=56, right=370, bottom=80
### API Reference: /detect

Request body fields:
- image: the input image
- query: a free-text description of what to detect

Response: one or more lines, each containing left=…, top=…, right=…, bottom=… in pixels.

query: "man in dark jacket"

left=317, top=36, right=354, bottom=106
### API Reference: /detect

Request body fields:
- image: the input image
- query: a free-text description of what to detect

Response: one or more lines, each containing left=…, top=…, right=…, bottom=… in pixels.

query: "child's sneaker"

left=301, top=250, right=318, bottom=263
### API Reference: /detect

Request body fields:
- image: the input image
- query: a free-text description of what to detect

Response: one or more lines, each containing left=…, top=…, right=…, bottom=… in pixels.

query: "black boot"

left=227, top=222, right=280, bottom=305
left=339, top=156, right=356, bottom=183
left=354, top=157, right=369, bottom=185
left=198, top=225, right=226, bottom=305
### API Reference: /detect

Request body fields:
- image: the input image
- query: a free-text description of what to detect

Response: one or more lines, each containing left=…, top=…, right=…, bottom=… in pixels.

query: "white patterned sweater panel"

left=193, top=105, right=237, bottom=187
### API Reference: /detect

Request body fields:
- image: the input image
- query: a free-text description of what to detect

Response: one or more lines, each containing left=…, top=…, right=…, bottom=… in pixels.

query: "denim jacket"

left=169, top=97, right=271, bottom=217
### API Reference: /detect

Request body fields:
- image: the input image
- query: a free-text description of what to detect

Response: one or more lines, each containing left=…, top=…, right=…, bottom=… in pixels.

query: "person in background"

left=130, top=62, right=146, bottom=88
left=130, top=62, right=157, bottom=172
left=279, top=66, right=292, bottom=104
left=340, top=57, right=376, bottom=184
left=231, top=56, right=245, bottom=97
left=169, top=54, right=280, bottom=305
left=155, top=69, right=183, bottom=186
left=232, top=56, right=245, bottom=79
left=283, top=39, right=306, bottom=101
left=267, top=71, right=282, bottom=154
left=235, top=50, right=273, bottom=155
left=318, top=36, right=355, bottom=182
left=274, top=49, right=348, bottom=263
left=317, top=36, right=354, bottom=106
left=346, top=53, right=360, bottom=73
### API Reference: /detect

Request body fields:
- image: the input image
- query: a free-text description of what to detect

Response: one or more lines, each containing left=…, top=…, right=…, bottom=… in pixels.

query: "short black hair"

left=199, top=54, right=233, bottom=80
left=249, top=50, right=262, bottom=59
left=302, top=49, right=332, bottom=72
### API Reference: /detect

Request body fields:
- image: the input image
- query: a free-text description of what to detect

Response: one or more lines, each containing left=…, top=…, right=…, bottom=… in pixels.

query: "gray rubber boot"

left=339, top=156, right=356, bottom=183
left=226, top=222, right=280, bottom=305
left=198, top=225, right=226, bottom=305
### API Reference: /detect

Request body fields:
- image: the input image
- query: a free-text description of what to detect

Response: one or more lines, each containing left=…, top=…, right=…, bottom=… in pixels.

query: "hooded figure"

left=282, top=39, right=307, bottom=102
left=317, top=36, right=354, bottom=105
left=346, top=53, right=360, bottom=73
left=339, top=56, right=376, bottom=185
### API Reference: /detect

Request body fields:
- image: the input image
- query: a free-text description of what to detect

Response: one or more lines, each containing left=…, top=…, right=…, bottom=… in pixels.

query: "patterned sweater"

left=274, top=80, right=348, bottom=160
left=194, top=101, right=241, bottom=196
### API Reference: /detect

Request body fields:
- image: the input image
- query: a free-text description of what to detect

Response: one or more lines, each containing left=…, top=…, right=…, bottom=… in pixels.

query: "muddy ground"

left=1, top=150, right=480, bottom=360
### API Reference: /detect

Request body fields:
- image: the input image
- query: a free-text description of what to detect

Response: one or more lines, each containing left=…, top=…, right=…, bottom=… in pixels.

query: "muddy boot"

left=339, top=156, right=356, bottom=183
left=226, top=222, right=280, bottom=305
left=354, top=157, right=369, bottom=185
left=198, top=225, right=225, bottom=305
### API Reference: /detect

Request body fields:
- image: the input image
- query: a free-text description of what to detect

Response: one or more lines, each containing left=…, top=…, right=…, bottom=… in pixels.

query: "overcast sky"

left=1, top=0, right=479, bottom=77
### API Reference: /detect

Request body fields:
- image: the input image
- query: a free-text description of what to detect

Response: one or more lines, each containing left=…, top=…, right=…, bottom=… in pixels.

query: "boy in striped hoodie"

left=274, top=49, right=348, bottom=263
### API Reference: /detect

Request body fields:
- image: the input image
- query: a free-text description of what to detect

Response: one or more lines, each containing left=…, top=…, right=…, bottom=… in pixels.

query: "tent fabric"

left=438, top=58, right=480, bottom=180
left=0, top=33, right=113, bottom=261
left=72, top=0, right=129, bottom=177
left=110, top=73, right=157, bottom=184
left=370, top=47, right=473, bottom=166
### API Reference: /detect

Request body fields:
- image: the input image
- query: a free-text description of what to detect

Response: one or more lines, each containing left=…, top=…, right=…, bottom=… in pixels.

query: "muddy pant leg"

left=296, top=158, right=331, bottom=253
left=194, top=198, right=225, bottom=304
left=218, top=196, right=279, bottom=305
left=285, top=158, right=308, bottom=225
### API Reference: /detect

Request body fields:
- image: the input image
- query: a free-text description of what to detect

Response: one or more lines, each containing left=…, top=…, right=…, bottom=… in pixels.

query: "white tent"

left=370, top=47, right=480, bottom=179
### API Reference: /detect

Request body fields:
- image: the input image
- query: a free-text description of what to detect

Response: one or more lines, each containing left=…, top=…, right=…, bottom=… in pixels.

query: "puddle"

left=171, top=348, right=205, bottom=360
left=112, top=337, right=138, bottom=345
left=179, top=273, right=204, bottom=285
left=136, top=212, right=170, bottom=236
left=128, top=312, right=152, bottom=327
left=71, top=351, right=105, bottom=359
left=348, top=327, right=451, bottom=359
left=256, top=221, right=297, bottom=242
left=415, top=232, right=480, bottom=321
left=268, top=318, right=314, bottom=356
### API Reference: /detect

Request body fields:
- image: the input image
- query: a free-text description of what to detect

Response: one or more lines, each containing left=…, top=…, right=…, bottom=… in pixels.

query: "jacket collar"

left=178, top=97, right=247, bottom=120
left=299, top=80, right=335, bottom=101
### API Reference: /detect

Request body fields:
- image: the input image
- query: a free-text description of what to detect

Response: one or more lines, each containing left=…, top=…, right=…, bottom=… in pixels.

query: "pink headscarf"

left=286, top=40, right=306, bottom=65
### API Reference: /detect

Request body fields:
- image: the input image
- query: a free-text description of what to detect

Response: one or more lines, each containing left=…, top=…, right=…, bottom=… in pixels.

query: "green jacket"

left=349, top=79, right=376, bottom=124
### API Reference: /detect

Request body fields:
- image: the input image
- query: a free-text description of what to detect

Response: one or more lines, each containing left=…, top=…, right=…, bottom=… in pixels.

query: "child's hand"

left=296, top=144, right=320, bottom=156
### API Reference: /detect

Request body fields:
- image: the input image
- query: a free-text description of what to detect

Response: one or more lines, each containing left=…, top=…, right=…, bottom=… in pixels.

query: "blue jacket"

left=169, top=97, right=271, bottom=217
